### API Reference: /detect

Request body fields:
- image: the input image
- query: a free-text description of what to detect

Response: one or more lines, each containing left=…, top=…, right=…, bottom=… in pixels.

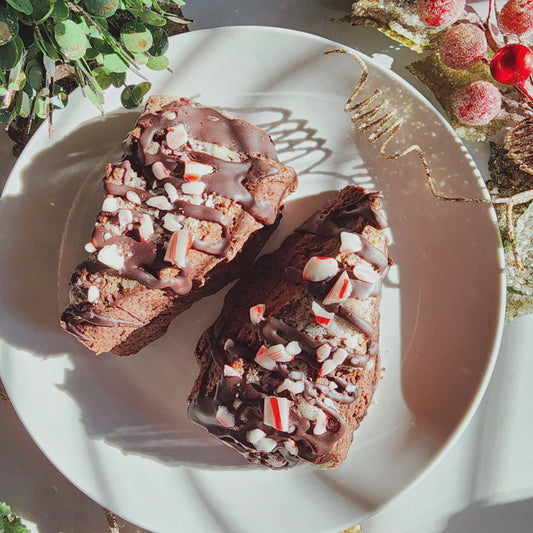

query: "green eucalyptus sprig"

left=0, top=0, right=189, bottom=145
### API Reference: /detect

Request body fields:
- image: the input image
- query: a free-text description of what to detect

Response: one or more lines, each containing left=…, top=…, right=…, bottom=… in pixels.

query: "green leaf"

left=0, top=501, right=30, bottom=533
left=146, top=54, right=168, bottom=70
left=120, top=21, right=153, bottom=53
left=51, top=0, right=69, bottom=21
left=81, top=0, right=119, bottom=18
left=132, top=52, right=148, bottom=66
left=148, top=27, right=168, bottom=56
left=28, top=0, right=54, bottom=24
left=0, top=7, right=19, bottom=45
left=5, top=0, right=33, bottom=16
left=35, top=37, right=61, bottom=61
left=139, top=9, right=167, bottom=26
left=121, top=81, right=150, bottom=109
left=18, top=90, right=31, bottom=117
left=25, top=59, right=44, bottom=90
left=54, top=20, right=89, bottom=61
left=0, top=36, right=22, bottom=70
left=102, top=52, right=129, bottom=72
left=34, top=94, right=48, bottom=119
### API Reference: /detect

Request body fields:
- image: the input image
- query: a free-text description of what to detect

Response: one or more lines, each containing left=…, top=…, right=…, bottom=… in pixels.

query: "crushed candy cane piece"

left=285, top=341, right=301, bottom=356
left=255, top=345, right=277, bottom=370
left=313, top=410, right=328, bottom=435
left=255, top=437, right=277, bottom=452
left=183, top=161, right=214, bottom=181
left=332, top=348, right=348, bottom=365
left=284, top=439, right=298, bottom=455
left=146, top=195, right=173, bottom=210
left=164, top=182, right=179, bottom=203
left=277, top=379, right=305, bottom=395
left=118, top=209, right=133, bottom=228
left=87, top=285, right=99, bottom=303
left=165, top=229, right=193, bottom=267
left=323, top=271, right=352, bottom=306
left=126, top=191, right=142, bottom=205
left=215, top=405, right=235, bottom=427
left=311, top=301, right=335, bottom=326
left=84, top=241, right=97, bottom=253
left=353, top=263, right=381, bottom=284
left=346, top=383, right=357, bottom=393
left=97, top=244, right=124, bottom=271
left=316, top=343, right=332, bottom=362
left=224, top=338, right=235, bottom=351
left=340, top=231, right=363, bottom=253
left=162, top=212, right=183, bottom=232
left=264, top=344, right=293, bottom=362
left=223, top=365, right=242, bottom=378
left=289, top=370, right=305, bottom=380
left=152, top=161, right=170, bottom=180
left=319, top=358, right=338, bottom=377
left=145, top=141, right=160, bottom=155
left=249, top=303, right=266, bottom=325
left=264, top=396, right=292, bottom=432
left=138, top=214, right=154, bottom=242
left=302, top=256, right=339, bottom=282
left=166, top=123, right=188, bottom=150
left=162, top=111, right=177, bottom=121
left=182, top=180, right=206, bottom=196
left=246, top=428, right=267, bottom=444
left=101, top=196, right=118, bottom=212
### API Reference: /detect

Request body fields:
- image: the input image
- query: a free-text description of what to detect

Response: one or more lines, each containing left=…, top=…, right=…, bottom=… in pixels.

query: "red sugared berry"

left=439, top=23, right=487, bottom=70
left=490, top=43, right=533, bottom=86
left=498, top=0, right=533, bottom=37
left=417, top=0, right=466, bottom=28
left=451, top=81, right=502, bottom=126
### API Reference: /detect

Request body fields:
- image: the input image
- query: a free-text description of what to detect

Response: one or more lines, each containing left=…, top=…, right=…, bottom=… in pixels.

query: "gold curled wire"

left=325, top=48, right=531, bottom=269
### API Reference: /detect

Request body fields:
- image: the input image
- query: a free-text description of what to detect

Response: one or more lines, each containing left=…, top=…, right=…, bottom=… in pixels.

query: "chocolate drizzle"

left=189, top=187, right=390, bottom=469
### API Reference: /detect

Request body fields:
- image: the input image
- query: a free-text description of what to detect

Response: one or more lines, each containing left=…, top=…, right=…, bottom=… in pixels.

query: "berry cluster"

left=416, top=0, right=533, bottom=126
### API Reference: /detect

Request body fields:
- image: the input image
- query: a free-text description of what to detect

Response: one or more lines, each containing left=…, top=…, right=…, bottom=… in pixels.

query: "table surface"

left=1, top=1, right=532, bottom=532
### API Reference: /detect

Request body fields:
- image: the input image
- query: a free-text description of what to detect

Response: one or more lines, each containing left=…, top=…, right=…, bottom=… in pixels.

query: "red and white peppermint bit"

left=316, top=343, right=332, bottom=363
left=224, top=338, right=235, bottom=351
left=319, top=358, right=339, bottom=377
left=332, top=348, right=348, bottom=365
left=138, top=214, right=154, bottom=242
left=181, top=180, right=206, bottom=196
left=302, top=256, right=339, bottom=282
left=118, top=209, right=133, bottom=228
left=126, top=190, right=142, bottom=205
left=340, top=231, right=363, bottom=253
left=166, top=124, right=188, bottom=151
left=264, top=344, right=293, bottom=363
left=277, top=378, right=305, bottom=395
left=311, top=301, right=335, bottom=326
left=215, top=405, right=235, bottom=428
left=223, top=364, right=242, bottom=378
left=183, top=161, right=214, bottom=181
left=255, top=437, right=277, bottom=452
left=145, top=141, right=160, bottom=155
left=313, top=410, right=328, bottom=435
left=322, top=271, right=352, bottom=306
left=284, top=439, right=298, bottom=455
left=101, top=196, right=118, bottom=212
left=164, top=229, right=193, bottom=267
left=346, top=383, right=357, bottom=393
left=264, top=396, right=292, bottom=432
left=163, top=182, right=179, bottom=203
left=97, top=244, right=124, bottom=271
left=353, top=263, right=381, bottom=284
left=146, top=195, right=173, bottom=210
left=249, top=303, right=266, bottom=325
left=152, top=161, right=170, bottom=180
left=246, top=428, right=267, bottom=444
left=87, top=285, right=100, bottom=303
left=84, top=241, right=97, bottom=253
left=289, top=370, right=305, bottom=380
left=254, top=345, right=277, bottom=371
left=162, top=111, right=177, bottom=121
left=285, top=341, right=301, bottom=357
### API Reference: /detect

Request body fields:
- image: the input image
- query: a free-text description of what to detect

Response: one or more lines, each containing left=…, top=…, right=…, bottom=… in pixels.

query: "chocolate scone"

left=61, top=96, right=298, bottom=355
left=188, top=186, right=390, bottom=469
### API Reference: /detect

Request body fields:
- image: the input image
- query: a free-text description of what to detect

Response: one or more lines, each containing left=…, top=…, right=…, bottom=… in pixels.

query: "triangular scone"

left=188, top=186, right=390, bottom=469
left=61, top=97, right=298, bottom=356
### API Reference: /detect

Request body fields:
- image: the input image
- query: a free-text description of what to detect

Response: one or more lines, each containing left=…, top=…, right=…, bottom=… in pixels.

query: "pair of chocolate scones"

left=60, top=96, right=391, bottom=470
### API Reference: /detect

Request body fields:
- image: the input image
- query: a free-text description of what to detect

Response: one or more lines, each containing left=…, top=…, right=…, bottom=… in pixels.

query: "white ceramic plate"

left=0, top=27, right=505, bottom=533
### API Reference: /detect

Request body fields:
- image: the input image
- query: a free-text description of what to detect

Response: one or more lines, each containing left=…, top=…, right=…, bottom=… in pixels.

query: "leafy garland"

left=0, top=0, right=190, bottom=148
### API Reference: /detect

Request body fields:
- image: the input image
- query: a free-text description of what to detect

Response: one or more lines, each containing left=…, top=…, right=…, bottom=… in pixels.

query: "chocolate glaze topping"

left=188, top=189, right=390, bottom=468
left=66, top=98, right=290, bottom=336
